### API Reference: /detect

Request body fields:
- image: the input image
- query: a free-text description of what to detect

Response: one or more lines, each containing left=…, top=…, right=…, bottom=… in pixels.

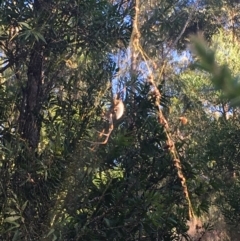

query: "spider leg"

left=86, top=113, right=114, bottom=148
left=96, top=131, right=109, bottom=137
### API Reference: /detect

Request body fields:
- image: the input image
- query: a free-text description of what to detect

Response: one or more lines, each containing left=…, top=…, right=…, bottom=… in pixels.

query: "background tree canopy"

left=1, top=0, right=240, bottom=240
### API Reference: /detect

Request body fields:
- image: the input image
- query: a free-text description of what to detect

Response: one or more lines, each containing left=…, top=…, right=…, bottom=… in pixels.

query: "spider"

left=87, top=97, right=124, bottom=147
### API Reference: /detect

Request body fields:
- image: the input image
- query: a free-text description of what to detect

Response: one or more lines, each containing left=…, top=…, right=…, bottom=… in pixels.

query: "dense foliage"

left=1, top=0, right=240, bottom=241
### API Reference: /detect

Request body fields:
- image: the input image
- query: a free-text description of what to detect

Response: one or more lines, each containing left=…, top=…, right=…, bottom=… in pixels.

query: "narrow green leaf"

left=46, top=228, right=55, bottom=237
left=35, top=32, right=47, bottom=44
left=4, top=216, right=21, bottom=223
left=21, top=201, right=28, bottom=212
left=18, top=22, right=31, bottom=29
left=104, top=218, right=111, bottom=227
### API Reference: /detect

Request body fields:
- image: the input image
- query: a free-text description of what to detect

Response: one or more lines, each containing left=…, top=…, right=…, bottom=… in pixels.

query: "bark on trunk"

left=18, top=45, right=43, bottom=149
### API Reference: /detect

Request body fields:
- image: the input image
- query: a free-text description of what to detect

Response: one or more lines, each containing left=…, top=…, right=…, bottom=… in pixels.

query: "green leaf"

left=53, top=234, right=57, bottom=241
left=12, top=230, right=20, bottom=241
left=21, top=201, right=28, bottom=212
left=104, top=218, right=111, bottom=227
left=46, top=228, right=55, bottom=237
left=34, top=32, right=47, bottom=44
left=18, top=22, right=31, bottom=29
left=4, top=216, right=21, bottom=223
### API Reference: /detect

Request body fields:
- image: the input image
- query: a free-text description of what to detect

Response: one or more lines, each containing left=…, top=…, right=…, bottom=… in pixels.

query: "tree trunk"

left=18, top=44, right=43, bottom=149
